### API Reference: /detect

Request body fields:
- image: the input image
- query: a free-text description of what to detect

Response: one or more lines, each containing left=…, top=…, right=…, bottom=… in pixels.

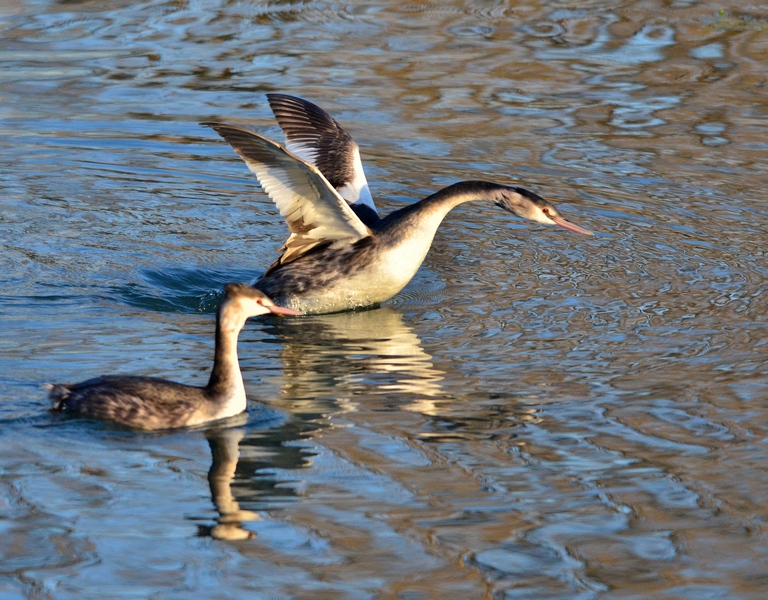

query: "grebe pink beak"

left=550, top=215, right=593, bottom=236
left=264, top=303, right=301, bottom=316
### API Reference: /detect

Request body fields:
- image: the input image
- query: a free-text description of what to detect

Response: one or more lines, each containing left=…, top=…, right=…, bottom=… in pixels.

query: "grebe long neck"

left=206, top=302, right=247, bottom=409
left=420, top=180, right=508, bottom=213
left=375, top=181, right=512, bottom=243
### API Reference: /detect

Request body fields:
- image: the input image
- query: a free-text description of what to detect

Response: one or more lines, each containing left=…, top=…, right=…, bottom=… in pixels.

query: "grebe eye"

left=542, top=207, right=549, bottom=214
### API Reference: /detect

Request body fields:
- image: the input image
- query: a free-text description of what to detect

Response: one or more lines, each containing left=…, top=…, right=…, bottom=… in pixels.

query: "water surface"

left=1, top=0, right=768, bottom=598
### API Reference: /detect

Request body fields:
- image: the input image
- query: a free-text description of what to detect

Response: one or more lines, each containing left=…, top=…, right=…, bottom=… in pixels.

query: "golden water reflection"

left=269, top=307, right=446, bottom=413
left=205, top=424, right=261, bottom=541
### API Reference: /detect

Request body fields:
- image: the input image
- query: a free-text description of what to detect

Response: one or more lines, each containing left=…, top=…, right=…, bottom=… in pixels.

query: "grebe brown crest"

left=203, top=95, right=593, bottom=315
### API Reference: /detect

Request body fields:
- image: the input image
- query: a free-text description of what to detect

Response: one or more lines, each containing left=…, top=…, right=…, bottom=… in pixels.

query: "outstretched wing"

left=267, top=93, right=378, bottom=218
left=203, top=123, right=372, bottom=266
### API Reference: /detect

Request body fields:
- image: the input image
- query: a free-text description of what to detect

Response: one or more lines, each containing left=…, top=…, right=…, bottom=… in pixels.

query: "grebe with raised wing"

left=204, top=95, right=592, bottom=314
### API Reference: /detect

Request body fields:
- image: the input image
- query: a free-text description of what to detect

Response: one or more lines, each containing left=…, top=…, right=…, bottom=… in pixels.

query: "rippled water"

left=2, top=0, right=768, bottom=597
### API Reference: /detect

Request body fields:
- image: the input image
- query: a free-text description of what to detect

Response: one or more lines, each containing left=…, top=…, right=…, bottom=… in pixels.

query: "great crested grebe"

left=46, top=284, right=298, bottom=430
left=203, top=95, right=592, bottom=314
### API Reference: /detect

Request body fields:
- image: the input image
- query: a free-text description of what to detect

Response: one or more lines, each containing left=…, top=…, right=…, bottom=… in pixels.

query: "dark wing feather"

left=267, top=93, right=378, bottom=215
left=48, top=376, right=203, bottom=430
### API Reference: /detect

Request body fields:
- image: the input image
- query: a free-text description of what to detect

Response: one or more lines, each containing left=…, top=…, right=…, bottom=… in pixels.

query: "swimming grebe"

left=46, top=284, right=298, bottom=430
left=203, top=95, right=593, bottom=314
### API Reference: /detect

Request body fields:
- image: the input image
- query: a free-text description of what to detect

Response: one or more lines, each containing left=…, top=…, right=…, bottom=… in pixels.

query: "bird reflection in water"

left=264, top=306, right=447, bottom=416
left=203, top=422, right=261, bottom=541
left=194, top=414, right=321, bottom=542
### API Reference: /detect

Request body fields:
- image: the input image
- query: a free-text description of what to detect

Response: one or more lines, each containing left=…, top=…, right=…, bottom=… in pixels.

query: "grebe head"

left=219, top=284, right=299, bottom=331
left=496, top=187, right=593, bottom=236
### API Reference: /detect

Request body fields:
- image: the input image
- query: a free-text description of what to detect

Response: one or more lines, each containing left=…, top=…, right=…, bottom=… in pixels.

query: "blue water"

left=2, top=1, right=768, bottom=598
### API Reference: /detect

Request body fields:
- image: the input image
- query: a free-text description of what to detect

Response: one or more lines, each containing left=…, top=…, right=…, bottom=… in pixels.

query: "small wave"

left=113, top=266, right=262, bottom=313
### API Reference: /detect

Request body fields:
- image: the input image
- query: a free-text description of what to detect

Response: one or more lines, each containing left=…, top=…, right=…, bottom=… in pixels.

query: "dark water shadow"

left=113, top=266, right=262, bottom=313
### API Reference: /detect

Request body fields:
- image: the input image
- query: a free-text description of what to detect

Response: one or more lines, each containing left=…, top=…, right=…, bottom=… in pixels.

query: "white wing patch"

left=283, top=140, right=318, bottom=167
left=204, top=124, right=371, bottom=264
left=339, top=149, right=375, bottom=209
